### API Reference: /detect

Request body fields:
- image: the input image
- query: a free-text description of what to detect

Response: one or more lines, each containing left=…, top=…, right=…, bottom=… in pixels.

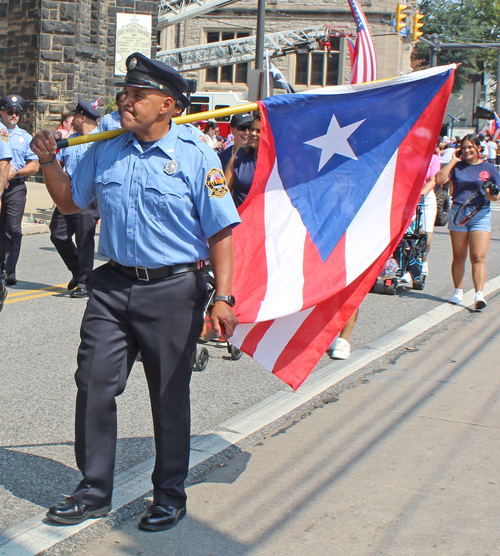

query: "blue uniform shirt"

left=0, top=123, right=12, bottom=161
left=7, top=125, right=37, bottom=169
left=57, top=129, right=99, bottom=178
left=96, top=111, right=122, bottom=132
left=71, top=120, right=241, bottom=268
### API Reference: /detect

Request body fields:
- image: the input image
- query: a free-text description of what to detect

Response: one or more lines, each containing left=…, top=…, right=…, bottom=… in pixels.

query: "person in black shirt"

left=225, top=113, right=260, bottom=208
left=218, top=112, right=252, bottom=171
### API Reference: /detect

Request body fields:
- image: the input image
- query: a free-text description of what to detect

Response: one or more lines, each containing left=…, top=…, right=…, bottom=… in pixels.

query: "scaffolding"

left=158, top=0, right=245, bottom=28
left=157, top=27, right=331, bottom=72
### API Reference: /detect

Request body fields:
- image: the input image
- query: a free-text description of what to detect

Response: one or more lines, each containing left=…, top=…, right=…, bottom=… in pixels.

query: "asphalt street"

left=1, top=209, right=500, bottom=537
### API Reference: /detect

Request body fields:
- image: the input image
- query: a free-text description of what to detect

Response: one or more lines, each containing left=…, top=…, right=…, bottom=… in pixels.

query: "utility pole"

left=430, top=34, right=439, bottom=67
left=497, top=49, right=500, bottom=115
left=255, top=0, right=266, bottom=71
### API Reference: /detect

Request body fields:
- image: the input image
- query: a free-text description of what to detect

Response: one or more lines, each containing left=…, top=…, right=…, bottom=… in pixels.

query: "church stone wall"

left=0, top=0, right=158, bottom=133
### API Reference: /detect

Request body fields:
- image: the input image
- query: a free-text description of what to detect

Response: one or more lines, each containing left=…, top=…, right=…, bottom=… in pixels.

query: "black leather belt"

left=8, top=177, right=25, bottom=187
left=108, top=259, right=202, bottom=281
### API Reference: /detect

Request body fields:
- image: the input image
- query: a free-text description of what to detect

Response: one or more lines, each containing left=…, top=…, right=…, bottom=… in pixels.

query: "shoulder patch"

left=205, top=168, right=229, bottom=198
left=1, top=128, right=8, bottom=142
left=200, top=135, right=206, bottom=142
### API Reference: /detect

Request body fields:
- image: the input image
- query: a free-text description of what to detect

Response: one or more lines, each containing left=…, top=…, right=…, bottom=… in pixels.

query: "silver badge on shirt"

left=164, top=160, right=179, bottom=175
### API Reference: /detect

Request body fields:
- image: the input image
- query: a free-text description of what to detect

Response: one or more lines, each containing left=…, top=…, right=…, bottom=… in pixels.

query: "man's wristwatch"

left=213, top=294, right=236, bottom=307
left=15, top=170, right=20, bottom=178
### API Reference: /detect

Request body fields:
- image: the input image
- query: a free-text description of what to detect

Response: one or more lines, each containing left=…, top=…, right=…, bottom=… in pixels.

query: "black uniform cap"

left=0, top=94, right=25, bottom=111
left=176, top=94, right=191, bottom=111
left=74, top=99, right=100, bottom=121
left=116, top=52, right=188, bottom=101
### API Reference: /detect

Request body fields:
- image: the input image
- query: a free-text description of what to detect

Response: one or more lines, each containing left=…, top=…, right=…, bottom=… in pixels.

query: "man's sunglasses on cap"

left=6, top=109, right=21, bottom=116
left=237, top=124, right=251, bottom=131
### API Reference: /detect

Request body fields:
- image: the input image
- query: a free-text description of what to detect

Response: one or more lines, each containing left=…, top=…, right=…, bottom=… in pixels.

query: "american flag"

left=347, top=0, right=378, bottom=84
left=488, top=112, right=500, bottom=140
left=230, top=66, right=455, bottom=390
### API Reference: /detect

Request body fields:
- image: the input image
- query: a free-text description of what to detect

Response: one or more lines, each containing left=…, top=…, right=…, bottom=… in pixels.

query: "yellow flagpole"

left=55, top=101, right=260, bottom=149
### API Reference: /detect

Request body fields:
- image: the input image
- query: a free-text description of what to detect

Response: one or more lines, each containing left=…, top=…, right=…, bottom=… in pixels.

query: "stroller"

left=193, top=262, right=242, bottom=371
left=378, top=197, right=428, bottom=295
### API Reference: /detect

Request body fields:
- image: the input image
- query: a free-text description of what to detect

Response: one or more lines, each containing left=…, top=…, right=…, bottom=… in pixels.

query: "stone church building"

left=0, top=0, right=158, bottom=133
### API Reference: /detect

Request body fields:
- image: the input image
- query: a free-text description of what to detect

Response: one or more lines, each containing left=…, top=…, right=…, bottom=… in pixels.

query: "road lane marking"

left=2, top=275, right=500, bottom=555
left=4, top=284, right=68, bottom=304
left=6, top=284, right=67, bottom=297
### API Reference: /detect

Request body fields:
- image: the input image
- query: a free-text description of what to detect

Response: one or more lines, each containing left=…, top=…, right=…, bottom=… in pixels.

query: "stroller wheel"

left=229, top=344, right=243, bottom=361
left=194, top=346, right=209, bottom=371
left=383, top=279, right=396, bottom=295
left=412, top=275, right=426, bottom=290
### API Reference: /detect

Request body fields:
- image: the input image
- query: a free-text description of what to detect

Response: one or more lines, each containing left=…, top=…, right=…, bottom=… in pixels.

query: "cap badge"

left=11, top=96, right=17, bottom=103
left=164, top=160, right=179, bottom=175
left=128, top=57, right=137, bottom=71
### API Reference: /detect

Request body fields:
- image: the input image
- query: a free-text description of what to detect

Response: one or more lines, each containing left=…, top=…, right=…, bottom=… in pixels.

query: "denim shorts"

left=448, top=203, right=491, bottom=233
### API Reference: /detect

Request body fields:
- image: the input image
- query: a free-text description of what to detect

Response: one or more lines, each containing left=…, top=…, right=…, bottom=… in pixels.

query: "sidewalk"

left=71, top=293, right=500, bottom=556
left=21, top=181, right=53, bottom=235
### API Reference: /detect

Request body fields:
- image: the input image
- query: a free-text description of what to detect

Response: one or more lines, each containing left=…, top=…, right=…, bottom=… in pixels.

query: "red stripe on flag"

left=302, top=233, right=347, bottom=310
left=232, top=103, right=275, bottom=323
left=240, top=320, right=274, bottom=357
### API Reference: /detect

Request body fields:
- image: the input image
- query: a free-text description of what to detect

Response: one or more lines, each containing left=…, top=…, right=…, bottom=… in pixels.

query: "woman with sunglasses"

left=203, top=121, right=224, bottom=151
left=218, top=113, right=252, bottom=171
left=436, top=134, right=500, bottom=309
left=225, top=113, right=260, bottom=208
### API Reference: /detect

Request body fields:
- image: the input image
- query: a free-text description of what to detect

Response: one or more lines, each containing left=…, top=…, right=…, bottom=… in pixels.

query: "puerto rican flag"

left=347, top=0, right=378, bottom=84
left=230, top=66, right=455, bottom=391
left=488, top=112, right=500, bottom=140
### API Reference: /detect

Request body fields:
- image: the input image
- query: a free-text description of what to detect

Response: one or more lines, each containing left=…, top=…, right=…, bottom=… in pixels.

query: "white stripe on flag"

left=344, top=149, right=397, bottom=285
left=257, top=160, right=307, bottom=322
left=253, top=306, right=315, bottom=370
left=230, top=321, right=257, bottom=349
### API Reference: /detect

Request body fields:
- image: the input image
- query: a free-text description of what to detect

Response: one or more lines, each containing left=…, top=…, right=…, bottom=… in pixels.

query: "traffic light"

left=395, top=3, right=408, bottom=33
left=412, top=12, right=425, bottom=41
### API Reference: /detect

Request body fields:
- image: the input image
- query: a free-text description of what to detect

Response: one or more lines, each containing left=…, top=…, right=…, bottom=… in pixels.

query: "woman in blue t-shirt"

left=437, top=134, right=500, bottom=310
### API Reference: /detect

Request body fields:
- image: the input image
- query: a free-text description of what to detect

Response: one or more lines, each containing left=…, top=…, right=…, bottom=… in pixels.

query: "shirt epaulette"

left=177, top=128, right=213, bottom=159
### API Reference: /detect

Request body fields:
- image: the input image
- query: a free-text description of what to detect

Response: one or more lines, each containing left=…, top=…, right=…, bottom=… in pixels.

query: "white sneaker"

left=421, top=261, right=428, bottom=275
left=400, top=272, right=412, bottom=283
left=474, top=291, right=487, bottom=310
left=327, top=337, right=351, bottom=360
left=449, top=288, right=463, bottom=304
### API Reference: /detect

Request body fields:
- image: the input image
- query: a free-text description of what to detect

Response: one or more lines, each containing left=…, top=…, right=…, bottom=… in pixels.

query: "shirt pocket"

left=96, top=170, right=124, bottom=214
left=144, top=175, right=187, bottom=221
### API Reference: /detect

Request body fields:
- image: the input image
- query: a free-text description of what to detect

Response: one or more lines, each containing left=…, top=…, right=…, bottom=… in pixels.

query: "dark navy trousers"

left=0, top=181, right=26, bottom=273
left=72, top=263, right=208, bottom=508
left=50, top=206, right=99, bottom=286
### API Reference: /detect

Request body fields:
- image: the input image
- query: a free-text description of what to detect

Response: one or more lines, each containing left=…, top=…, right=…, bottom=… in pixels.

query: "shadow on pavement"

left=0, top=446, right=79, bottom=508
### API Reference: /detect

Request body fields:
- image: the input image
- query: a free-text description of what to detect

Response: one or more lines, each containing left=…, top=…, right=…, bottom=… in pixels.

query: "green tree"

left=413, top=0, right=500, bottom=93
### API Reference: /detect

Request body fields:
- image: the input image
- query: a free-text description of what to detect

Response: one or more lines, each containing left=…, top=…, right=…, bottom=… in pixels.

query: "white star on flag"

left=305, top=114, right=365, bottom=170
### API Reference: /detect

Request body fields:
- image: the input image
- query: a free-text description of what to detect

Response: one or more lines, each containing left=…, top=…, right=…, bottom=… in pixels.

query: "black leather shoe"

left=46, top=496, right=111, bottom=525
left=138, top=504, right=186, bottom=532
left=67, top=277, right=78, bottom=290
left=4, top=273, right=16, bottom=286
left=70, top=286, right=89, bottom=298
